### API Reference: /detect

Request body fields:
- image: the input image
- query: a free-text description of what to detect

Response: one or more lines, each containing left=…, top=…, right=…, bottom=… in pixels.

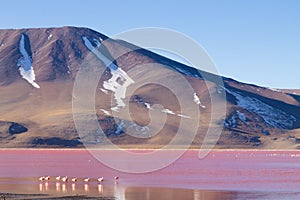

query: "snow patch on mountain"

left=268, top=88, right=282, bottom=93
left=177, top=114, right=191, bottom=119
left=193, top=93, right=206, bottom=108
left=158, top=59, right=201, bottom=78
left=100, top=88, right=109, bottom=94
left=17, top=34, right=40, bottom=88
left=100, top=109, right=110, bottom=115
left=82, top=36, right=115, bottom=68
left=132, top=97, right=191, bottom=118
left=47, top=34, right=52, bottom=40
left=114, top=119, right=151, bottom=138
left=161, top=108, right=175, bottom=115
left=132, top=96, right=152, bottom=110
left=161, top=108, right=191, bottom=119
left=226, top=89, right=296, bottom=129
left=144, top=102, right=151, bottom=109
left=82, top=36, right=134, bottom=111
left=111, top=107, right=120, bottom=112
left=103, top=68, right=134, bottom=111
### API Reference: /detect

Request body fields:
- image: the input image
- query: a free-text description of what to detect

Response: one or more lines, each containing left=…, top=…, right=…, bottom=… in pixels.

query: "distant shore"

left=0, top=148, right=299, bottom=151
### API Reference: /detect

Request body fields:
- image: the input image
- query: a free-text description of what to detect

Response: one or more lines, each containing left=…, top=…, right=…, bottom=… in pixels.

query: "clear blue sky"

left=1, top=0, right=299, bottom=89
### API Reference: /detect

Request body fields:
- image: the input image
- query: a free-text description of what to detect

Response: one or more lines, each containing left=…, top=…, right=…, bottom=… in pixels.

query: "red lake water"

left=0, top=149, right=300, bottom=199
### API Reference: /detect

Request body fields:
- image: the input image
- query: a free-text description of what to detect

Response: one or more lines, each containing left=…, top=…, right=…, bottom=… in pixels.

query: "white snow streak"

left=82, top=36, right=113, bottom=67
left=177, top=114, right=191, bottom=119
left=82, top=36, right=134, bottom=111
left=17, top=34, right=40, bottom=88
left=100, top=109, right=111, bottom=115
left=226, top=88, right=296, bottom=129
left=161, top=108, right=176, bottom=115
left=100, top=88, right=109, bottom=94
left=103, top=68, right=134, bottom=111
left=193, top=93, right=206, bottom=108
left=269, top=88, right=282, bottom=93
left=143, top=102, right=190, bottom=118
left=144, top=103, right=151, bottom=109
left=47, top=34, right=52, bottom=40
left=111, top=107, right=120, bottom=112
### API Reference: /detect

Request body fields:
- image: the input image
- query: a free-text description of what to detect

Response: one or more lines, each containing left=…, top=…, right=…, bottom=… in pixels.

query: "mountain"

left=0, top=26, right=299, bottom=149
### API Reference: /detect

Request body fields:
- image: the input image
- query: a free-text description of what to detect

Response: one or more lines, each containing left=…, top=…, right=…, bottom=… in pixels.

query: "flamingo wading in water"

left=71, top=178, right=77, bottom=182
left=98, top=177, right=104, bottom=182
left=61, top=176, right=68, bottom=182
left=84, top=178, right=90, bottom=183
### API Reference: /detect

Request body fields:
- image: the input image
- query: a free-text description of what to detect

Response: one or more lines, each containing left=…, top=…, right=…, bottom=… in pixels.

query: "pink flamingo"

left=55, top=176, right=61, bottom=181
left=45, top=176, right=50, bottom=181
left=61, top=176, right=68, bottom=182
left=114, top=176, right=119, bottom=181
left=39, top=176, right=45, bottom=181
left=71, top=178, right=77, bottom=182
left=98, top=177, right=104, bottom=182
left=84, top=178, right=90, bottom=183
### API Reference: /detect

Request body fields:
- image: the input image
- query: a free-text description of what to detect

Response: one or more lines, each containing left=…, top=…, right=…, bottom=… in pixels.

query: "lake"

left=0, top=149, right=300, bottom=199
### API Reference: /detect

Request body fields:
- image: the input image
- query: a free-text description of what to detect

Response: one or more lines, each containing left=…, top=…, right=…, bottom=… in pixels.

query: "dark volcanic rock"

left=250, top=136, right=261, bottom=143
left=9, top=122, right=28, bottom=134
left=32, top=137, right=82, bottom=147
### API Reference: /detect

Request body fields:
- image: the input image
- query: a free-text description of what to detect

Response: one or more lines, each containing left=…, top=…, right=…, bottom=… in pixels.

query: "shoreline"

left=0, top=193, right=115, bottom=200
left=0, top=148, right=299, bottom=151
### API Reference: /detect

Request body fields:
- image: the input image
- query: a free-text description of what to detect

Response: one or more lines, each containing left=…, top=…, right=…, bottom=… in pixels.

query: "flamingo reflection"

left=45, top=182, right=49, bottom=191
left=98, top=184, right=103, bottom=194
left=62, top=184, right=67, bottom=193
left=84, top=184, right=89, bottom=192
left=56, top=182, right=61, bottom=192
left=39, top=183, right=44, bottom=192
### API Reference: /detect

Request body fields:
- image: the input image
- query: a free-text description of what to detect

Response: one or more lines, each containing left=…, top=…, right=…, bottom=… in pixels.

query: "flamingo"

left=98, top=177, right=104, bottom=182
left=61, top=176, right=68, bottom=182
left=55, top=176, right=61, bottom=181
left=39, top=176, right=45, bottom=181
left=114, top=176, right=119, bottom=181
left=45, top=176, right=50, bottom=181
left=71, top=178, right=77, bottom=182
left=84, top=178, right=90, bottom=183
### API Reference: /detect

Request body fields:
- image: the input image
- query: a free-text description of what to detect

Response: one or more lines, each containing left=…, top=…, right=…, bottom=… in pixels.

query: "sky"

left=0, top=0, right=299, bottom=89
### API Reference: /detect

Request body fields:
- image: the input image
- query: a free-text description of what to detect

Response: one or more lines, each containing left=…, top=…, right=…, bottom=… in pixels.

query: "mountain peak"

left=0, top=26, right=109, bottom=86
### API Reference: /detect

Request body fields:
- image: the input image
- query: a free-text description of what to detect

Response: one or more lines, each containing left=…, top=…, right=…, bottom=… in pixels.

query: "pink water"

left=0, top=149, right=300, bottom=199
